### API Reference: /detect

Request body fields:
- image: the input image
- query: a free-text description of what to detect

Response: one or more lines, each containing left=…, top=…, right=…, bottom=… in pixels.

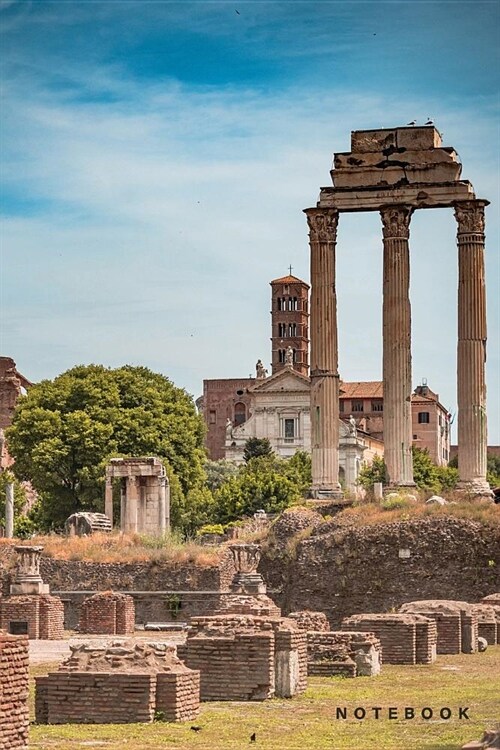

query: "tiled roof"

left=270, top=274, right=309, bottom=286
left=339, top=381, right=383, bottom=398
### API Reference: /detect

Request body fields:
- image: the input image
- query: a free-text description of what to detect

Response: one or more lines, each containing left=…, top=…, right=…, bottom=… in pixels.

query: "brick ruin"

left=287, top=610, right=330, bottom=632
left=35, top=640, right=200, bottom=724
left=79, top=592, right=135, bottom=635
left=471, top=604, right=499, bottom=647
left=178, top=614, right=307, bottom=701
left=341, top=613, right=437, bottom=665
left=0, top=546, right=64, bottom=639
left=306, top=630, right=382, bottom=678
left=0, top=630, right=29, bottom=749
left=399, top=600, right=478, bottom=654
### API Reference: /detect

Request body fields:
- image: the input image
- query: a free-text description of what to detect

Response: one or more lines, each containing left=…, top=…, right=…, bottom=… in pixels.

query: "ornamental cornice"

left=380, top=205, right=413, bottom=240
left=305, top=208, right=339, bottom=243
left=454, top=201, right=485, bottom=235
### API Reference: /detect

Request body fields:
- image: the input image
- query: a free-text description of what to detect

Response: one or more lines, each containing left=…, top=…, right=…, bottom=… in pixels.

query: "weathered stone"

left=477, top=636, right=487, bottom=652
left=426, top=495, right=448, bottom=505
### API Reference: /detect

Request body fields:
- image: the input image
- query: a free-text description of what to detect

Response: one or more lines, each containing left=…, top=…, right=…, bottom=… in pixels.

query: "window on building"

left=352, top=400, right=364, bottom=412
left=339, top=401, right=344, bottom=413
left=209, top=410, right=216, bottom=424
left=418, top=412, right=430, bottom=424
left=278, top=349, right=285, bottom=363
left=293, top=348, right=297, bottom=362
left=284, top=419, right=295, bottom=439
left=279, top=323, right=287, bottom=337
left=413, top=434, right=418, bottom=440
left=234, top=402, right=246, bottom=426
left=371, top=401, right=383, bottom=412
left=283, top=285, right=290, bottom=295
left=288, top=323, right=297, bottom=337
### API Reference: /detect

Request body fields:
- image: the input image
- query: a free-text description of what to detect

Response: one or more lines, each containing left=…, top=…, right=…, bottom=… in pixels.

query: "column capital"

left=305, top=207, right=339, bottom=243
left=380, top=205, right=413, bottom=240
left=454, top=200, right=487, bottom=235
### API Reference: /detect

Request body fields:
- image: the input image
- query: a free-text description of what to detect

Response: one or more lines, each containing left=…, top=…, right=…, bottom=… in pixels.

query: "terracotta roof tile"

left=339, top=381, right=383, bottom=398
left=270, top=274, right=309, bottom=286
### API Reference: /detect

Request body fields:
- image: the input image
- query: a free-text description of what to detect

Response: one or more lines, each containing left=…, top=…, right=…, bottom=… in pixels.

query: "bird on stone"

left=425, top=119, right=434, bottom=125
left=190, top=725, right=202, bottom=732
left=406, top=120, right=416, bottom=126
left=250, top=732, right=257, bottom=742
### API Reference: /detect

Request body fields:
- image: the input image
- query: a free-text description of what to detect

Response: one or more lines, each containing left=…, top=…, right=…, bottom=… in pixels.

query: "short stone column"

left=158, top=475, right=168, bottom=535
left=454, top=200, right=492, bottom=497
left=104, top=477, right=113, bottom=527
left=380, top=205, right=415, bottom=488
left=305, top=208, right=342, bottom=498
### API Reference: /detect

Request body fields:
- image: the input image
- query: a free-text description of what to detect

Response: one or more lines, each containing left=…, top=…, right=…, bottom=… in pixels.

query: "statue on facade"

left=256, top=359, right=268, bottom=379
left=225, top=417, right=233, bottom=439
left=348, top=414, right=357, bottom=436
left=284, top=346, right=294, bottom=367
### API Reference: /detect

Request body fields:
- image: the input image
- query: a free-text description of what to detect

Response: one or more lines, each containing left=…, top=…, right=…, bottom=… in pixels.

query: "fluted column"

left=305, top=208, right=342, bottom=498
left=104, top=477, right=113, bottom=526
left=124, top=476, right=138, bottom=533
left=381, top=206, right=415, bottom=487
left=454, top=200, right=492, bottom=497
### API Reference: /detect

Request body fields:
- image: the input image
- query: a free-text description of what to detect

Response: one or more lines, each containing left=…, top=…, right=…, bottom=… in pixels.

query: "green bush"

left=196, top=523, right=224, bottom=536
left=381, top=495, right=410, bottom=511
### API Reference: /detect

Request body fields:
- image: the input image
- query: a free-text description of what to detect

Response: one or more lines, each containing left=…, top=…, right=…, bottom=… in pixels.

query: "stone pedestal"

left=305, top=209, right=342, bottom=499
left=380, top=206, right=415, bottom=488
left=454, top=201, right=492, bottom=498
left=10, top=546, right=48, bottom=596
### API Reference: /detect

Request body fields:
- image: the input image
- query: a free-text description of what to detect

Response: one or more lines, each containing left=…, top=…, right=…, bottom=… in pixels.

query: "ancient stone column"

left=454, top=200, right=492, bottom=497
left=5, top=482, right=14, bottom=538
left=104, top=477, right=113, bottom=527
left=158, top=475, right=167, bottom=535
left=305, top=208, right=342, bottom=498
left=124, top=476, right=138, bottom=533
left=11, top=545, right=49, bottom=594
left=380, top=205, right=415, bottom=487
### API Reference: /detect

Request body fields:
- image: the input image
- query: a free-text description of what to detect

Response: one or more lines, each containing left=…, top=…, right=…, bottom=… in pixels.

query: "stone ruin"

left=287, top=610, right=382, bottom=678
left=0, top=546, right=64, bottom=639
left=178, top=614, right=307, bottom=701
left=341, top=613, right=437, bottom=665
left=105, top=457, right=169, bottom=535
left=65, top=512, right=112, bottom=536
left=399, top=600, right=478, bottom=654
left=471, top=604, right=499, bottom=647
left=79, top=592, right=135, bottom=636
left=35, top=640, right=200, bottom=724
left=0, top=630, right=29, bottom=749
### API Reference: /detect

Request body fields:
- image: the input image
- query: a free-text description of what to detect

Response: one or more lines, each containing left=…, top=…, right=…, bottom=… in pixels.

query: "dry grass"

left=34, top=532, right=223, bottom=566
left=334, top=499, right=500, bottom=530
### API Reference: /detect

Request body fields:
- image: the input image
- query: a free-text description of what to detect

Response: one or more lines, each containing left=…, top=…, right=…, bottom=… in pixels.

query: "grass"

left=331, top=498, right=500, bottom=531
left=21, top=532, right=224, bottom=566
left=29, top=648, right=500, bottom=749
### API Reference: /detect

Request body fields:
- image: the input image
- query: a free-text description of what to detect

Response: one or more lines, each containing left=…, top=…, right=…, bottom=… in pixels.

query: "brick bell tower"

left=270, top=271, right=310, bottom=376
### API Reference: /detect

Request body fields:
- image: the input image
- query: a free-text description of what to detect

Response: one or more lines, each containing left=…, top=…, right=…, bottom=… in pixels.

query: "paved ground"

left=29, top=632, right=187, bottom=664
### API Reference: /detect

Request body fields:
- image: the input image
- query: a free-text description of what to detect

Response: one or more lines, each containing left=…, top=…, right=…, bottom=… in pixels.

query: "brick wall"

left=79, top=592, right=135, bottom=635
left=415, top=617, right=437, bottom=664
left=36, top=673, right=156, bottom=724
left=155, top=671, right=200, bottom=722
left=0, top=631, right=29, bottom=749
left=341, top=614, right=417, bottom=665
left=287, top=610, right=330, bottom=632
left=39, top=595, right=65, bottom=639
left=0, top=595, right=64, bottom=640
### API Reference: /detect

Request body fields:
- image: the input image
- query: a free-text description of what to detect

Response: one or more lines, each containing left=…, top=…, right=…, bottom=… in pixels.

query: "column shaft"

left=305, top=208, right=342, bottom=497
left=104, top=477, right=113, bottom=527
left=381, top=206, right=414, bottom=487
left=159, top=477, right=167, bottom=536
left=455, top=201, right=491, bottom=496
left=5, top=483, right=14, bottom=538
left=125, top=476, right=139, bottom=533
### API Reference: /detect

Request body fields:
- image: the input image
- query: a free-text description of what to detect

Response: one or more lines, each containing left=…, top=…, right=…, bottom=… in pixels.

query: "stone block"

left=350, top=126, right=441, bottom=153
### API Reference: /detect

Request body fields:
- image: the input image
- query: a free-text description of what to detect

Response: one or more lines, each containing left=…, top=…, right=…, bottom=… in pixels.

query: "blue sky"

left=1, top=0, right=499, bottom=442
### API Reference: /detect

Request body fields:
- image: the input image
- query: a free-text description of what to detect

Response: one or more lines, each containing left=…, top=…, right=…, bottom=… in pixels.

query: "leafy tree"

left=357, top=454, right=386, bottom=489
left=204, top=459, right=239, bottom=492
left=243, top=438, right=273, bottom=462
left=412, top=447, right=441, bottom=491
left=212, top=454, right=304, bottom=524
left=6, top=364, right=206, bottom=530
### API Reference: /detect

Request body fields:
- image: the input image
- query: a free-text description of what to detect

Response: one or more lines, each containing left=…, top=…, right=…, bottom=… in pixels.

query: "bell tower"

left=270, top=271, right=309, bottom=376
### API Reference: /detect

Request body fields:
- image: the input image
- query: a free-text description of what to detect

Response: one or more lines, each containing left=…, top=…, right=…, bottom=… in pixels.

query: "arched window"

left=234, top=402, right=246, bottom=426
left=288, top=323, right=296, bottom=337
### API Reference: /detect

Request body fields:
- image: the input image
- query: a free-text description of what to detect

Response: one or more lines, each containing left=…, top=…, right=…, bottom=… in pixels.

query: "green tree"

left=357, top=454, right=386, bottom=489
left=204, top=459, right=239, bottom=492
left=213, top=454, right=304, bottom=524
left=243, top=437, right=273, bottom=462
left=6, top=364, right=207, bottom=530
left=411, top=447, right=441, bottom=491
